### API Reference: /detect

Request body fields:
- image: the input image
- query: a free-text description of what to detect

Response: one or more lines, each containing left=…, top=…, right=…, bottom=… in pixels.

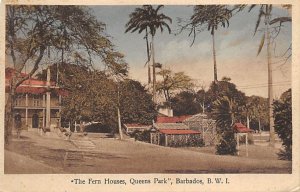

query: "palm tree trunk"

left=151, top=35, right=156, bottom=104
left=266, top=11, right=275, bottom=147
left=247, top=115, right=250, bottom=128
left=145, top=28, right=151, bottom=84
left=212, top=33, right=218, bottom=82
left=117, top=82, right=123, bottom=140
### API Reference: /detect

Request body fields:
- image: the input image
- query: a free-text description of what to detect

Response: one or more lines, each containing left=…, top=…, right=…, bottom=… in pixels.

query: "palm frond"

left=270, top=16, right=291, bottom=25
left=248, top=5, right=256, bottom=12
left=254, top=6, right=265, bottom=35
left=257, top=33, right=265, bottom=56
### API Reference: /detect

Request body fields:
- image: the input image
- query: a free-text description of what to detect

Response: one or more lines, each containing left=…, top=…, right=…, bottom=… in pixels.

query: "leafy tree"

left=170, top=91, right=200, bottom=116
left=244, top=95, right=268, bottom=131
left=156, top=69, right=194, bottom=104
left=206, top=78, right=246, bottom=117
left=5, top=5, right=127, bottom=143
left=37, top=65, right=156, bottom=131
left=125, top=5, right=172, bottom=103
left=273, top=89, right=292, bottom=160
left=213, top=96, right=237, bottom=155
left=54, top=67, right=119, bottom=132
left=196, top=89, right=207, bottom=113
left=119, top=79, right=157, bottom=125
left=179, top=5, right=232, bottom=82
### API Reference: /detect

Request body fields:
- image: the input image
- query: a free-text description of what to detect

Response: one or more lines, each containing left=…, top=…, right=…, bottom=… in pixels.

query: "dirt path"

left=5, top=150, right=64, bottom=174
left=4, top=131, right=291, bottom=174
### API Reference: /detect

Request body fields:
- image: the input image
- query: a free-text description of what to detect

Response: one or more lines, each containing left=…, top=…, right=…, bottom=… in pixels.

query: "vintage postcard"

left=0, top=0, right=299, bottom=191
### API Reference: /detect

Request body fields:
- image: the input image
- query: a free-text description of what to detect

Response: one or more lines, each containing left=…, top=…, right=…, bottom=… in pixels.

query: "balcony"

left=14, top=97, right=61, bottom=108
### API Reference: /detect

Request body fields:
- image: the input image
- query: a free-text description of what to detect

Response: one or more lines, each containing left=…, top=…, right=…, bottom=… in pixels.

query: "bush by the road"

left=274, top=89, right=292, bottom=161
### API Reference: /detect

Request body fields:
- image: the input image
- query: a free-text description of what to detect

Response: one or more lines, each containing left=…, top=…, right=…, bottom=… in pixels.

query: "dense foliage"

left=156, top=69, right=194, bottom=105
left=38, top=64, right=157, bottom=132
left=273, top=89, right=292, bottom=160
left=132, top=130, right=151, bottom=143
left=213, top=96, right=237, bottom=155
left=170, top=91, right=200, bottom=116
left=119, top=79, right=157, bottom=125
left=168, top=135, right=204, bottom=148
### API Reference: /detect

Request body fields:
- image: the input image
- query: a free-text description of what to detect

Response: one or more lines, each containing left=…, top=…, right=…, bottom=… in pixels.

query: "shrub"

left=216, top=130, right=237, bottom=155
left=273, top=89, right=292, bottom=160
left=132, top=130, right=151, bottom=143
left=168, top=135, right=204, bottom=147
left=213, top=96, right=237, bottom=155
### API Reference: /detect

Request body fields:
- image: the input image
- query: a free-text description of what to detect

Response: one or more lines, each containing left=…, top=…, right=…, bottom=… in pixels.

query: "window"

left=33, top=95, right=40, bottom=107
left=14, top=95, right=23, bottom=106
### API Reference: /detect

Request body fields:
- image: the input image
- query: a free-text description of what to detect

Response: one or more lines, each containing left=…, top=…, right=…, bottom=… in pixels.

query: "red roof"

left=157, top=115, right=192, bottom=123
left=159, top=129, right=201, bottom=135
left=5, top=68, right=27, bottom=79
left=233, top=123, right=254, bottom=133
left=5, top=67, right=66, bottom=95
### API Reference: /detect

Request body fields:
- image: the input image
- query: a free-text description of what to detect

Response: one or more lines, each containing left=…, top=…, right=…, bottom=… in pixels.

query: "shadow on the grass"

left=165, top=167, right=292, bottom=174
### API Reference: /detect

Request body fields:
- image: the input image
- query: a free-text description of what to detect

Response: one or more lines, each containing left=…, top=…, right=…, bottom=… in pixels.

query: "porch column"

left=46, top=67, right=51, bottom=131
left=74, top=121, right=77, bottom=133
left=58, top=95, right=62, bottom=127
left=246, top=133, right=248, bottom=157
left=150, top=133, right=153, bottom=144
left=236, top=133, right=240, bottom=156
left=25, top=93, right=28, bottom=129
left=42, top=109, right=45, bottom=128
left=165, top=134, right=168, bottom=147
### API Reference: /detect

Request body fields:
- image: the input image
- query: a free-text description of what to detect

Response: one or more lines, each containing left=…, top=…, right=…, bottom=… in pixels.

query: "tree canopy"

left=156, top=69, right=194, bottom=104
left=273, top=89, right=292, bottom=160
left=37, top=64, right=157, bottom=130
left=170, top=91, right=200, bottom=116
left=6, top=5, right=128, bottom=87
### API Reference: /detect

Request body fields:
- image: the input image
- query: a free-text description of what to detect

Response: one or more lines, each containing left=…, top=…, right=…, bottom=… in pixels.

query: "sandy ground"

left=4, top=131, right=291, bottom=174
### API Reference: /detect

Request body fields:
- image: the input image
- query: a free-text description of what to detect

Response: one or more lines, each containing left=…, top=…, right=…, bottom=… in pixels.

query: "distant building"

left=123, top=123, right=151, bottom=134
left=150, top=115, right=201, bottom=147
left=156, top=115, right=191, bottom=123
left=5, top=68, right=65, bottom=131
left=158, top=107, right=173, bottom=117
left=183, top=113, right=217, bottom=146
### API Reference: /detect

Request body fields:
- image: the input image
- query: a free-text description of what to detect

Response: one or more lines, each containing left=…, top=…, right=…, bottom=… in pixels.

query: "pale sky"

left=5, top=5, right=291, bottom=98
left=91, top=5, right=292, bottom=98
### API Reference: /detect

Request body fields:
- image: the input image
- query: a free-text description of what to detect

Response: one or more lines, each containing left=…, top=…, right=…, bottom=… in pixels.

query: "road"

left=4, top=131, right=291, bottom=174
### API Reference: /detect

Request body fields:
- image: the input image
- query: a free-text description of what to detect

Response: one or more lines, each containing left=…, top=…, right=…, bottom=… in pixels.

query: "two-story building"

left=5, top=67, right=65, bottom=131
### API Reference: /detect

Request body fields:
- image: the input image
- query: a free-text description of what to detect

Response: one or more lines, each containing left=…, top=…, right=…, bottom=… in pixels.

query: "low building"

left=183, top=113, right=217, bottom=146
left=123, top=123, right=151, bottom=134
left=150, top=122, right=201, bottom=147
left=156, top=115, right=191, bottom=123
left=233, top=123, right=254, bottom=156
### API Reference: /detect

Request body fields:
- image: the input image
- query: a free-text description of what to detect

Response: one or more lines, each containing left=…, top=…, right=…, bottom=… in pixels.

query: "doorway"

left=32, top=113, right=39, bottom=128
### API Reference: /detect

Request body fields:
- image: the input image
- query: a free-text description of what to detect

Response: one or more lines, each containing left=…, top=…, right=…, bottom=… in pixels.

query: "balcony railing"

left=14, top=99, right=60, bottom=108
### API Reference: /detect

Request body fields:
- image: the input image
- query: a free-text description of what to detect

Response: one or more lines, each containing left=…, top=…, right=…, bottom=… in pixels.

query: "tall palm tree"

left=125, top=5, right=152, bottom=84
left=125, top=5, right=172, bottom=103
left=233, top=4, right=291, bottom=147
left=248, top=4, right=274, bottom=146
left=185, top=5, right=232, bottom=83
